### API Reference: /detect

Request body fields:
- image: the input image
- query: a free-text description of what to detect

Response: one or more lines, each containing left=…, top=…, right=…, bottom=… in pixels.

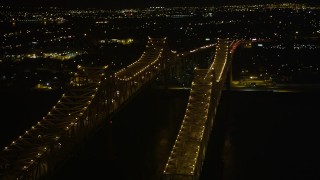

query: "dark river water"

left=1, top=87, right=320, bottom=180
left=201, top=89, right=320, bottom=180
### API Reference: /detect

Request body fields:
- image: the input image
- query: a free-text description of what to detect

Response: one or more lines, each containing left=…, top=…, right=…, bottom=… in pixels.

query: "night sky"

left=0, top=0, right=319, bottom=8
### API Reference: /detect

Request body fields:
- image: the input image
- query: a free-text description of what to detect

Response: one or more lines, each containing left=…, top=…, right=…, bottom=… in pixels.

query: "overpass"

left=0, top=37, right=238, bottom=180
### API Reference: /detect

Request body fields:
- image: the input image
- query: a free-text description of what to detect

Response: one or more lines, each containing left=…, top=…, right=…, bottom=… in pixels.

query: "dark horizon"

left=0, top=0, right=319, bottom=9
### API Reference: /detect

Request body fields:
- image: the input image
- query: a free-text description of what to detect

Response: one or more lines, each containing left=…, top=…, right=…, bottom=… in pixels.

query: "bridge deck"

left=164, top=69, right=214, bottom=179
left=163, top=39, right=235, bottom=180
left=210, top=39, right=230, bottom=82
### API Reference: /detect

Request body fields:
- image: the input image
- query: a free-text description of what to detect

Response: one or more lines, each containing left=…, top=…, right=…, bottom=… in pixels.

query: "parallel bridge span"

left=163, top=39, right=241, bottom=180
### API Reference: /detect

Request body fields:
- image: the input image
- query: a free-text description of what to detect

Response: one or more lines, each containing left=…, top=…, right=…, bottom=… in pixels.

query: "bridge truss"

left=0, top=37, right=170, bottom=180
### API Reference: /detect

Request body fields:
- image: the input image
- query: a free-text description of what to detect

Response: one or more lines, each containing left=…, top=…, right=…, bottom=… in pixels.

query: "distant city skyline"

left=0, top=0, right=319, bottom=8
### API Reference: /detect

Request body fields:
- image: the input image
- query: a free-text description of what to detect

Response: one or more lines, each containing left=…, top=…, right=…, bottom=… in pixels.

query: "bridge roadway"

left=0, top=37, right=217, bottom=180
left=163, top=39, right=240, bottom=180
